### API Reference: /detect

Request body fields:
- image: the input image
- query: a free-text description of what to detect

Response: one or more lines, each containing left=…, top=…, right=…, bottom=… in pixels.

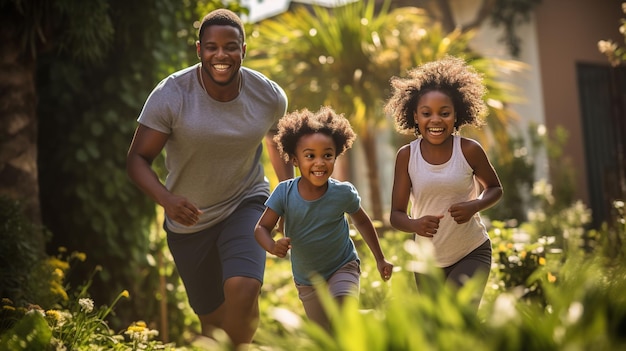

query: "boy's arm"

left=255, top=207, right=290, bottom=258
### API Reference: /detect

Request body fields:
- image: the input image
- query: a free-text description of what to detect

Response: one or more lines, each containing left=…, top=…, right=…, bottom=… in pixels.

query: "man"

left=126, top=8, right=292, bottom=347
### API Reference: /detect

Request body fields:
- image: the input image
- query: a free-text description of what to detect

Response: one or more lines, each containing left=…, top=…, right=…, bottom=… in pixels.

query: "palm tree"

left=0, top=0, right=113, bottom=232
left=246, top=0, right=524, bottom=222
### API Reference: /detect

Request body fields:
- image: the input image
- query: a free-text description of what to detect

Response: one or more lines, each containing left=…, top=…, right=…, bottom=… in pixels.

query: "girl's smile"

left=414, top=90, right=456, bottom=144
left=292, top=133, right=336, bottom=199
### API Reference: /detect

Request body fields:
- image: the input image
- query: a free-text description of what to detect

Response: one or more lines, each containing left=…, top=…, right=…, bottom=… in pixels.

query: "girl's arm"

left=254, top=207, right=291, bottom=258
left=449, top=138, right=503, bottom=223
left=350, top=208, right=393, bottom=280
left=389, top=145, right=443, bottom=237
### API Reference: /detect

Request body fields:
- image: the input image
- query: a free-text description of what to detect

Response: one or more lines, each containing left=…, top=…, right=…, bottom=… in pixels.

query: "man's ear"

left=242, top=43, right=247, bottom=59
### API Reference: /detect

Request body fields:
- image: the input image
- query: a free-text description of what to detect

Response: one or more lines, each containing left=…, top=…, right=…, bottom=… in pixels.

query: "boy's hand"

left=271, top=237, right=291, bottom=258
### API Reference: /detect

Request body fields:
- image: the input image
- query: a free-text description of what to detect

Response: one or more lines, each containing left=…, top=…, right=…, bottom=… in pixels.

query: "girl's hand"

left=415, top=215, right=444, bottom=237
left=271, top=237, right=291, bottom=258
left=448, top=201, right=477, bottom=224
left=377, top=259, right=394, bottom=281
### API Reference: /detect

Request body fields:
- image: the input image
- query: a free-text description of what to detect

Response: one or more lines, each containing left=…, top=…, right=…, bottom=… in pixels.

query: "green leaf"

left=0, top=312, right=52, bottom=350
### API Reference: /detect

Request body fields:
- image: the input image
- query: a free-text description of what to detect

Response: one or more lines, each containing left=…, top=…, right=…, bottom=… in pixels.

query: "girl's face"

left=414, top=90, right=456, bottom=144
left=292, top=133, right=336, bottom=189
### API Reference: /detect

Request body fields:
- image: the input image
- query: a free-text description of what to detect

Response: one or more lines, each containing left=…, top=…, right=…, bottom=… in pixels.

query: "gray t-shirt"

left=138, top=64, right=288, bottom=233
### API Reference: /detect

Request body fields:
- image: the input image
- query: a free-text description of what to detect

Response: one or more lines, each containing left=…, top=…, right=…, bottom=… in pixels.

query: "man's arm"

left=265, top=134, right=293, bottom=181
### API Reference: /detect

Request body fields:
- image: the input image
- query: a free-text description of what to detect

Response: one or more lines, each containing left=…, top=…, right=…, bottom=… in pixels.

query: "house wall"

left=534, top=0, right=623, bottom=204
left=460, top=0, right=549, bottom=187
left=455, top=0, right=624, bottom=206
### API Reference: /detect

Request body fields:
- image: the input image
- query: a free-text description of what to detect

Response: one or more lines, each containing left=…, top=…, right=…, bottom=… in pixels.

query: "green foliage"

left=52, top=0, right=115, bottom=63
left=489, top=222, right=552, bottom=305
left=0, top=0, right=113, bottom=61
left=2, top=192, right=626, bottom=350
left=485, top=132, right=535, bottom=222
left=249, top=204, right=626, bottom=351
left=246, top=0, right=531, bottom=222
left=490, top=0, right=543, bottom=58
left=587, top=200, right=626, bottom=263
left=0, top=196, right=51, bottom=312
left=0, top=311, right=52, bottom=350
left=33, top=0, right=254, bottom=343
left=34, top=0, right=202, bottom=341
left=485, top=122, right=579, bottom=224
left=0, top=283, right=175, bottom=350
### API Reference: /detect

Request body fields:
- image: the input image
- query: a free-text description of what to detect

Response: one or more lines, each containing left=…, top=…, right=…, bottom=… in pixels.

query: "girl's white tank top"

left=408, top=135, right=488, bottom=267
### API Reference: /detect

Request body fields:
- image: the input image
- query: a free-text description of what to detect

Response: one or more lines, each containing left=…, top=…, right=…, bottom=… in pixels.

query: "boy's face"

left=292, top=133, right=336, bottom=188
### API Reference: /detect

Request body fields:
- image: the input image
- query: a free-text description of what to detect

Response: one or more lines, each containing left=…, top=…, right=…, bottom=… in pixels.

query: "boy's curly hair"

left=274, top=106, right=356, bottom=162
left=384, top=56, right=488, bottom=135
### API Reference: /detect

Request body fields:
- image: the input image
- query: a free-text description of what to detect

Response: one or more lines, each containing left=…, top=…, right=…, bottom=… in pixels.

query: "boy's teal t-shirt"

left=265, top=177, right=361, bottom=285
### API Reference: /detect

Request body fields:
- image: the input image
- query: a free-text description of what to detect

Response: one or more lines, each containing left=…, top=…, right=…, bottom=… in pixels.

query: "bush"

left=2, top=195, right=625, bottom=350
left=0, top=196, right=51, bottom=328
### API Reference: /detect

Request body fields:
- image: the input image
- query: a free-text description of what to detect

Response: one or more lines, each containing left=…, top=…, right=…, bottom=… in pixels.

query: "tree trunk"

left=360, top=125, right=384, bottom=225
left=0, top=7, right=43, bottom=229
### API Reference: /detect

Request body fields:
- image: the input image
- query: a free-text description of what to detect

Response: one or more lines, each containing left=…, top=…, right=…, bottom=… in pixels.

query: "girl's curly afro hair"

left=384, top=56, right=488, bottom=136
left=274, top=106, right=356, bottom=162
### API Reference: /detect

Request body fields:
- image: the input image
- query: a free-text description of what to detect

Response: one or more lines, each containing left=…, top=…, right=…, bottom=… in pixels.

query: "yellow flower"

left=46, top=310, right=61, bottom=322
left=121, top=290, right=130, bottom=298
left=53, top=268, right=65, bottom=280
left=135, top=320, right=147, bottom=328
left=50, top=281, right=69, bottom=301
left=127, top=325, right=145, bottom=333
left=520, top=251, right=527, bottom=259
left=48, top=257, right=70, bottom=270
left=547, top=272, right=557, bottom=283
left=72, top=251, right=87, bottom=262
left=538, top=257, right=546, bottom=266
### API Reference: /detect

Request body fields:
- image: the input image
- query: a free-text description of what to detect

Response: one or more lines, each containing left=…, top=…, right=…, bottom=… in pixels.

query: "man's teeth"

left=313, top=171, right=325, bottom=176
left=213, top=64, right=229, bottom=70
left=429, top=127, right=444, bottom=132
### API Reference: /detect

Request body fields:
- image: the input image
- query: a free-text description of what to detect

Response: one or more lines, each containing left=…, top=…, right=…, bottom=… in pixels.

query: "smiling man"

left=126, top=8, right=293, bottom=348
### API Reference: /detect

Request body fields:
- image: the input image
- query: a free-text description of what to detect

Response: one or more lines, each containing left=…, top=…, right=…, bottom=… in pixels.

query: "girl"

left=385, top=56, right=503, bottom=307
left=255, top=106, right=393, bottom=331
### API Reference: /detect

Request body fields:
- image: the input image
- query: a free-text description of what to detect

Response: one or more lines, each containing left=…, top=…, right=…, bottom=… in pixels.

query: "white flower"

left=79, top=298, right=94, bottom=313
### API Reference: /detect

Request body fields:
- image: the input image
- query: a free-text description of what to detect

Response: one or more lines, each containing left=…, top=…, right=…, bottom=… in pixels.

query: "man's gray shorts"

left=165, top=196, right=267, bottom=315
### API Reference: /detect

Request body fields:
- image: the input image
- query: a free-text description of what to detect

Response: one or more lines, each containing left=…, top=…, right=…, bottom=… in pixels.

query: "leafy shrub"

left=0, top=196, right=52, bottom=328
left=2, top=191, right=625, bottom=350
